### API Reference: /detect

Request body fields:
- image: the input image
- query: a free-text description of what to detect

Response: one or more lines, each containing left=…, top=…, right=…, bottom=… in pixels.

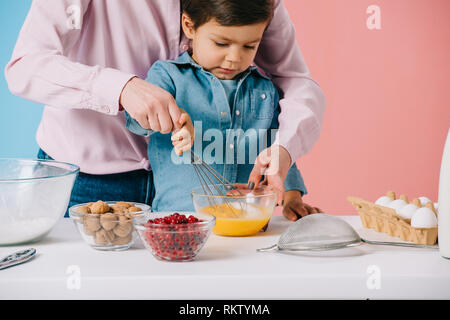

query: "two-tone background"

left=1, top=0, right=449, bottom=214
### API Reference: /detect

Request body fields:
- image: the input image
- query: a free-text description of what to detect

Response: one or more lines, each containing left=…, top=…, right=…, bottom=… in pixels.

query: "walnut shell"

left=127, top=206, right=142, bottom=213
left=94, top=229, right=116, bottom=245
left=100, top=213, right=118, bottom=231
left=111, top=233, right=132, bottom=245
left=83, top=215, right=101, bottom=234
left=83, top=224, right=96, bottom=236
left=115, top=201, right=133, bottom=208
left=110, top=204, right=128, bottom=214
left=90, top=201, right=110, bottom=214
left=113, top=218, right=133, bottom=237
left=77, top=206, right=91, bottom=214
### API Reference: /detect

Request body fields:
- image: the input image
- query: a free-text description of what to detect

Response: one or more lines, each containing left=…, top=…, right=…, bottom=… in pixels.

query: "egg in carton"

left=347, top=191, right=438, bottom=245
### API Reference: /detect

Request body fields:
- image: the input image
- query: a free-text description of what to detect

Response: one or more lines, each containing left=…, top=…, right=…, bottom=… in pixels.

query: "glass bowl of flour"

left=0, top=159, right=79, bottom=245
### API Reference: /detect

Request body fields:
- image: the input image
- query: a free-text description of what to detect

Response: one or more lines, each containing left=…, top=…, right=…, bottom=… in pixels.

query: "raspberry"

left=187, top=215, right=199, bottom=223
left=144, top=213, right=207, bottom=261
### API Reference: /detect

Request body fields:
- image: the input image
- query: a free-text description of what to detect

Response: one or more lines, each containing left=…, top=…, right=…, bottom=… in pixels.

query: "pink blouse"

left=5, top=0, right=325, bottom=174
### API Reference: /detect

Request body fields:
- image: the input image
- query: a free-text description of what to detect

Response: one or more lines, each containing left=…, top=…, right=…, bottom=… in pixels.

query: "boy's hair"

left=182, top=0, right=274, bottom=29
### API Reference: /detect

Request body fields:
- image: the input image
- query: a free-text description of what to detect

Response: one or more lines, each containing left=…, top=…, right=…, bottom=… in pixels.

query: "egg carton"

left=347, top=195, right=438, bottom=245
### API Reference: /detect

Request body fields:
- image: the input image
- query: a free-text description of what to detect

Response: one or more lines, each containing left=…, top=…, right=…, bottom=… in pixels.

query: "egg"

left=418, top=196, right=432, bottom=206
left=387, top=199, right=407, bottom=211
left=397, top=203, right=419, bottom=220
left=375, top=196, right=393, bottom=206
left=410, top=207, right=438, bottom=228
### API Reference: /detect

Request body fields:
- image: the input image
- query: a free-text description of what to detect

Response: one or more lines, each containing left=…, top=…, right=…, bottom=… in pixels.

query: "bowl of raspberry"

left=134, top=212, right=215, bottom=262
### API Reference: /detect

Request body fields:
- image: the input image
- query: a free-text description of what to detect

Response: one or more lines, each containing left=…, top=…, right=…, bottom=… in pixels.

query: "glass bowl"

left=69, top=201, right=150, bottom=251
left=134, top=211, right=215, bottom=262
left=0, top=158, right=79, bottom=245
left=191, top=184, right=278, bottom=236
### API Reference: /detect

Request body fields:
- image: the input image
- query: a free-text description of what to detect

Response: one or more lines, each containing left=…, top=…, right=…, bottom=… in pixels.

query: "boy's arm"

left=282, top=164, right=318, bottom=221
left=284, top=163, right=307, bottom=196
left=125, top=110, right=153, bottom=137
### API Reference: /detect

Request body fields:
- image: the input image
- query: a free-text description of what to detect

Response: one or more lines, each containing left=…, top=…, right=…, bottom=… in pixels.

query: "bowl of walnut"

left=69, top=201, right=150, bottom=251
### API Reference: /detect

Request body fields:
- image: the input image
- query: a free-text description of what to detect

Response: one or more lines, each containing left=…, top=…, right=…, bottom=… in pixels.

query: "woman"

left=5, top=0, right=325, bottom=219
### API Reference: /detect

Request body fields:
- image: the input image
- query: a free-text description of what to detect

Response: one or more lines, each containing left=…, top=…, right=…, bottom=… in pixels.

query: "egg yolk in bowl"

left=200, top=203, right=271, bottom=236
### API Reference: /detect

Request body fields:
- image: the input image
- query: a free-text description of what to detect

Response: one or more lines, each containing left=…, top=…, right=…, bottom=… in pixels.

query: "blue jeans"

left=37, top=149, right=155, bottom=217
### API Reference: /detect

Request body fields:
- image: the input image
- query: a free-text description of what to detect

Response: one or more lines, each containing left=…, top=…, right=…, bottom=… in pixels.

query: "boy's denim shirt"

left=125, top=52, right=307, bottom=211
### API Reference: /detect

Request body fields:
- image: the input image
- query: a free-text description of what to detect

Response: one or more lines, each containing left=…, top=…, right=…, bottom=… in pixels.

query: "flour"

left=0, top=217, right=56, bottom=245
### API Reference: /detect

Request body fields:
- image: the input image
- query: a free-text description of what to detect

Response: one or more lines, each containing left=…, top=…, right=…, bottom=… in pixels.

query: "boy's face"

left=182, top=14, right=268, bottom=80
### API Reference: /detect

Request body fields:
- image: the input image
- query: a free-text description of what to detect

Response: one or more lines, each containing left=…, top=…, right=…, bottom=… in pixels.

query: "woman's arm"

left=4, top=0, right=135, bottom=115
left=255, top=0, right=326, bottom=164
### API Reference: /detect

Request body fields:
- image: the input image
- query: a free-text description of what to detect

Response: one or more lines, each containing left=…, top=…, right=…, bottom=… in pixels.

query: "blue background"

left=0, top=0, right=42, bottom=158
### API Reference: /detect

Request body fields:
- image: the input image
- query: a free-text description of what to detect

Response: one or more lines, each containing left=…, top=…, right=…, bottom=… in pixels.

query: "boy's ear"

left=181, top=13, right=195, bottom=39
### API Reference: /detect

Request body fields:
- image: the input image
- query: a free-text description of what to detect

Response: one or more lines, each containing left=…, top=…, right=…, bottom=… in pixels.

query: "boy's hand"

left=171, top=109, right=194, bottom=155
left=247, top=145, right=291, bottom=206
left=282, top=190, right=322, bottom=221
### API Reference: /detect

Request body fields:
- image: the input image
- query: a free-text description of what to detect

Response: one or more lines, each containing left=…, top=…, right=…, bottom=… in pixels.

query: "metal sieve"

left=257, top=213, right=438, bottom=252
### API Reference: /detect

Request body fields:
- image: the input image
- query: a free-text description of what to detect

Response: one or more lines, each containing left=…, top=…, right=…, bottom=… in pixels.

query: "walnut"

left=100, top=213, right=118, bottom=231
left=127, top=206, right=142, bottom=213
left=90, top=201, right=110, bottom=214
left=115, top=201, right=133, bottom=208
left=111, top=233, right=132, bottom=245
left=113, top=216, right=133, bottom=237
left=83, top=226, right=95, bottom=236
left=77, top=206, right=91, bottom=214
left=110, top=204, right=127, bottom=214
left=94, top=229, right=116, bottom=245
left=83, top=215, right=101, bottom=234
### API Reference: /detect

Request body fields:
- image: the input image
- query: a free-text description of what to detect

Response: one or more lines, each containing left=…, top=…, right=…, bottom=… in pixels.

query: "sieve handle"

left=256, top=244, right=279, bottom=252
left=361, top=238, right=438, bottom=249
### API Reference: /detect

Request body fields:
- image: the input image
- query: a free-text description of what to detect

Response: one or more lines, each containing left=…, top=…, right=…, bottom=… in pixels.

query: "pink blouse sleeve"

left=4, top=0, right=135, bottom=115
left=255, top=0, right=326, bottom=163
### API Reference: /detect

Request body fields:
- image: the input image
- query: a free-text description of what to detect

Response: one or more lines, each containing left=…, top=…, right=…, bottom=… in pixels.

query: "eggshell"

left=418, top=196, right=432, bottom=206
left=375, top=196, right=393, bottom=206
left=397, top=203, right=419, bottom=219
left=411, top=207, right=438, bottom=228
left=387, top=199, right=407, bottom=211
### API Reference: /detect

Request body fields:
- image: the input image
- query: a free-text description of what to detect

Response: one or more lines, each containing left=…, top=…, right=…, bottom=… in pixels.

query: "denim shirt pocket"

left=250, top=89, right=275, bottom=120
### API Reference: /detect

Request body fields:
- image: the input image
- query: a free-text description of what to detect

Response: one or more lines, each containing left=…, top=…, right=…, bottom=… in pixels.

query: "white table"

left=1, top=215, right=449, bottom=300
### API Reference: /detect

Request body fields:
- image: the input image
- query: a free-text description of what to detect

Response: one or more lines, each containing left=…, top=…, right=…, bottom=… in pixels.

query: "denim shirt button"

left=229, top=144, right=234, bottom=149
left=261, top=93, right=266, bottom=100
left=235, top=110, right=240, bottom=116
left=221, top=112, right=227, bottom=117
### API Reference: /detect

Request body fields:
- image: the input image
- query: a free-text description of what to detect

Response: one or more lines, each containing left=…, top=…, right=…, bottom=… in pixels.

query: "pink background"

left=280, top=0, right=450, bottom=215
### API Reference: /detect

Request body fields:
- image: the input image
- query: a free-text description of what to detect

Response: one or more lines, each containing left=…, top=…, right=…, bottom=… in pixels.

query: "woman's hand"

left=282, top=190, right=322, bottom=221
left=247, top=145, right=291, bottom=206
left=171, top=109, right=194, bottom=155
left=120, top=77, right=182, bottom=134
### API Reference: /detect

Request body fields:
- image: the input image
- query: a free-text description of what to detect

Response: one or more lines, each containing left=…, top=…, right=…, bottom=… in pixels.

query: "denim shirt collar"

left=171, top=51, right=271, bottom=81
